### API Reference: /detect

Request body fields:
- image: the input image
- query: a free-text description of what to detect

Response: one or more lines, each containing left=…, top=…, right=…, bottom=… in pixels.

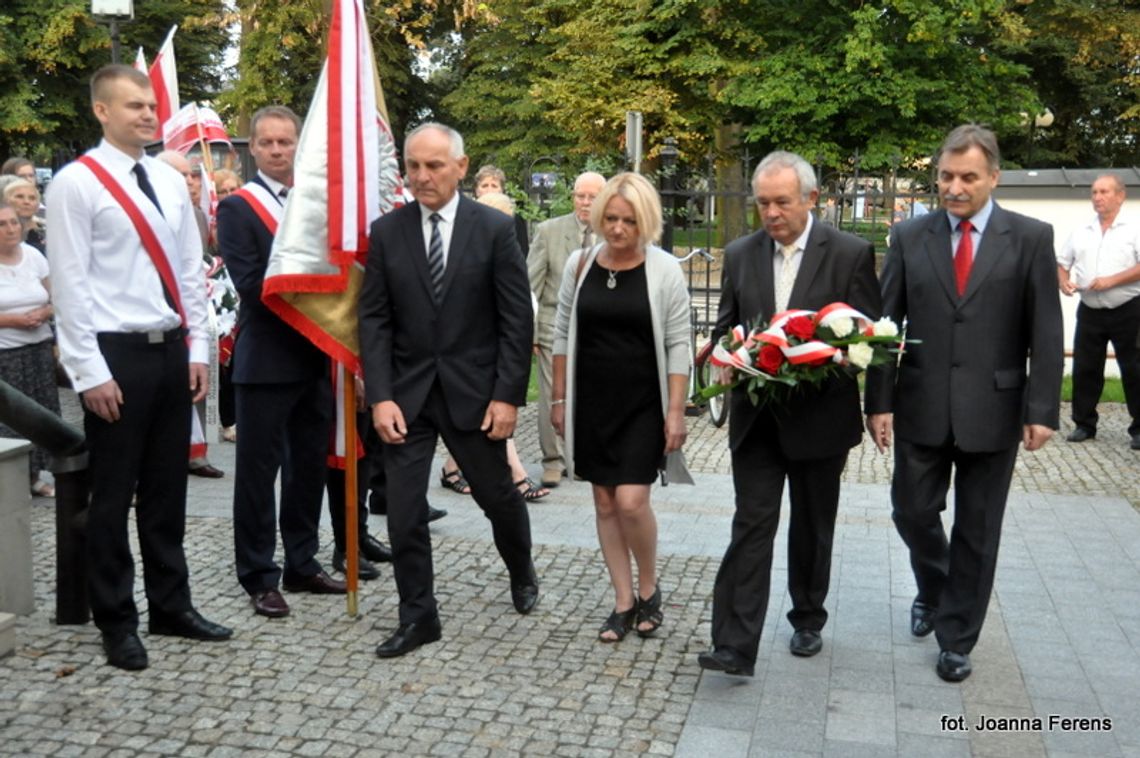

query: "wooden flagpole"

left=344, top=364, right=359, bottom=616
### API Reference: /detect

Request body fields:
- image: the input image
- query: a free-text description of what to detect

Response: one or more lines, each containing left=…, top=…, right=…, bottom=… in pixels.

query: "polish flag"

left=147, top=26, right=180, bottom=139
left=132, top=47, right=147, bottom=73
left=163, top=103, right=232, bottom=155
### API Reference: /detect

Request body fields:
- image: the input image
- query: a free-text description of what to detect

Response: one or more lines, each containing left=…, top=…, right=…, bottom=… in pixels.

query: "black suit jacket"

left=359, top=195, right=532, bottom=430
left=716, top=221, right=881, bottom=460
left=864, top=204, right=1063, bottom=452
left=217, top=178, right=328, bottom=384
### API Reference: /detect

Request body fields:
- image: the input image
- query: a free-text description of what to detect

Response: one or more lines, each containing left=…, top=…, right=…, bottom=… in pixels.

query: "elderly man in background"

left=528, top=171, right=606, bottom=487
left=1057, top=173, right=1140, bottom=449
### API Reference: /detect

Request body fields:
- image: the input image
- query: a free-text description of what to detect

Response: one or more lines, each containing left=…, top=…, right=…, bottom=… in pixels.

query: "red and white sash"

left=77, top=154, right=186, bottom=327
left=232, top=182, right=285, bottom=236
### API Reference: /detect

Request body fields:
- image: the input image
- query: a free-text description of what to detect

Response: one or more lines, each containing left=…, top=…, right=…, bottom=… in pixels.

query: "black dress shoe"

left=1066, top=427, right=1095, bottom=443
left=250, top=588, right=290, bottom=618
left=911, top=599, right=937, bottom=637
left=1131, top=433, right=1140, bottom=451
left=936, top=650, right=972, bottom=682
left=360, top=533, right=394, bottom=563
left=697, top=647, right=754, bottom=677
left=427, top=506, right=447, bottom=523
left=375, top=618, right=442, bottom=658
left=102, top=631, right=148, bottom=671
left=149, top=608, right=233, bottom=641
left=283, top=570, right=347, bottom=595
left=789, top=629, right=822, bottom=657
left=511, top=582, right=539, bottom=614
left=188, top=463, right=225, bottom=478
left=332, top=549, right=380, bottom=580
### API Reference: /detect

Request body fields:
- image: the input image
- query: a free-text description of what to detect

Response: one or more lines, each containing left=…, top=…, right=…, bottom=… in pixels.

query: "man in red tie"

left=864, top=124, right=1063, bottom=682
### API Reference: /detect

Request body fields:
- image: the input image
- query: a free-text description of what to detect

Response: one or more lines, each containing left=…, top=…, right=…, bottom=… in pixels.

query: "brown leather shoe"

left=282, top=570, right=347, bottom=595
left=250, top=588, right=290, bottom=618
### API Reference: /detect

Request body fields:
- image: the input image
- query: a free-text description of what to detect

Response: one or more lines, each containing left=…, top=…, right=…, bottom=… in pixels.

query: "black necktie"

left=427, top=212, right=445, bottom=299
left=133, top=163, right=164, bottom=217
left=279, top=187, right=289, bottom=199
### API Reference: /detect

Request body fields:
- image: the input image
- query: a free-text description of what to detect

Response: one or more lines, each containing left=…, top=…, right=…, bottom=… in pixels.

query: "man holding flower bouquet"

left=697, top=151, right=880, bottom=677
left=865, top=125, right=1063, bottom=683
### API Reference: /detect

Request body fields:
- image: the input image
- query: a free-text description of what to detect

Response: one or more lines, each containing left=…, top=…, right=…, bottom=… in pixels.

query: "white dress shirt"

left=1057, top=212, right=1140, bottom=309
left=45, top=140, right=208, bottom=392
left=418, top=191, right=460, bottom=268
left=946, top=198, right=993, bottom=263
left=772, top=213, right=814, bottom=287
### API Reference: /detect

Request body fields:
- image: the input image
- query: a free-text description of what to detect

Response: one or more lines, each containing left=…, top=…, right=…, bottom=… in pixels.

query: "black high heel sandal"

left=635, top=585, right=663, bottom=638
left=598, top=606, right=637, bottom=643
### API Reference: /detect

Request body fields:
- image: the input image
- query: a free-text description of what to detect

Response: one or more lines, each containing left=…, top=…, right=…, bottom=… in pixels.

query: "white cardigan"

left=552, top=243, right=693, bottom=483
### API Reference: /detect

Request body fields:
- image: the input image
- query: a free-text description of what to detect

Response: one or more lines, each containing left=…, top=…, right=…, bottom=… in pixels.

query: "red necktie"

left=954, top=219, right=973, bottom=296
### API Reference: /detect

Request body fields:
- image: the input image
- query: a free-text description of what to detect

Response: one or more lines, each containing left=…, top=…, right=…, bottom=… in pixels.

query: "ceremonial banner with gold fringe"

left=261, top=0, right=402, bottom=376
left=260, top=0, right=403, bottom=612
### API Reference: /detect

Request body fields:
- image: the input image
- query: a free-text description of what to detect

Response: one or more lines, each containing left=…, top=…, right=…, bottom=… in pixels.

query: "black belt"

left=97, top=328, right=186, bottom=345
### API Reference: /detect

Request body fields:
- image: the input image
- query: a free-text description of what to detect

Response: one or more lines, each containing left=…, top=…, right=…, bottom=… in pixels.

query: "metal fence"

left=656, top=142, right=940, bottom=337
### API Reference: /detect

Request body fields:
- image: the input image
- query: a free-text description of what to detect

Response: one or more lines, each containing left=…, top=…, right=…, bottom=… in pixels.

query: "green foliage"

left=0, top=0, right=227, bottom=162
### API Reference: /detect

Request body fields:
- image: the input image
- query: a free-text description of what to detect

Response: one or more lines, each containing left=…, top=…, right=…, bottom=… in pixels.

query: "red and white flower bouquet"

left=699, top=302, right=910, bottom=407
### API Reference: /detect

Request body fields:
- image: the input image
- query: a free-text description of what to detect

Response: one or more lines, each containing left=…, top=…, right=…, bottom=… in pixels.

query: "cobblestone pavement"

left=1, top=394, right=1137, bottom=756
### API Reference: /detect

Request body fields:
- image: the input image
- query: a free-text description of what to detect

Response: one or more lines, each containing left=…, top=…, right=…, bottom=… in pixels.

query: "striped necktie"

left=428, top=212, right=445, bottom=299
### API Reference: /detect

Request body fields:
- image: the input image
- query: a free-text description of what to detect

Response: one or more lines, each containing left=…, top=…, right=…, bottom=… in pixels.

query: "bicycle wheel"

left=695, top=342, right=729, bottom=428
left=701, top=359, right=728, bottom=428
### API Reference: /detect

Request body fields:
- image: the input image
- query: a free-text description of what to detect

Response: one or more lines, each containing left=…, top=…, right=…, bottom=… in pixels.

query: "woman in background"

left=0, top=203, right=59, bottom=496
left=3, top=179, right=45, bottom=253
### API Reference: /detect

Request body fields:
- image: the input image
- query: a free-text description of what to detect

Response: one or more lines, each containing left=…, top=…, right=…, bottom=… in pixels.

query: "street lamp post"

left=91, top=0, right=134, bottom=64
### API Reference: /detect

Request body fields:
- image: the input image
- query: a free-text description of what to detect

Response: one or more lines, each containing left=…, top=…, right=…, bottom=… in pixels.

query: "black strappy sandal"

left=439, top=466, right=471, bottom=495
left=515, top=477, right=550, bottom=501
left=598, top=606, right=636, bottom=643
left=635, top=585, right=663, bottom=638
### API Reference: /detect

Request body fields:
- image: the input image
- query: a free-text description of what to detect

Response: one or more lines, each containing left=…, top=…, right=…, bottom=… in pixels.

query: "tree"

left=0, top=0, right=228, bottom=164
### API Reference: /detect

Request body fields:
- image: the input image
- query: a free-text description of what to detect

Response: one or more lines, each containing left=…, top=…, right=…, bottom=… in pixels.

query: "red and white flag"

left=261, top=0, right=402, bottom=374
left=132, top=47, right=147, bottom=73
left=199, top=163, right=218, bottom=245
left=163, top=103, right=232, bottom=155
left=148, top=26, right=180, bottom=140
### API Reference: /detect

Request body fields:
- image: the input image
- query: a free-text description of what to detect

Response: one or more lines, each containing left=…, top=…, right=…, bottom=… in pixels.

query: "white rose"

left=829, top=316, right=854, bottom=338
left=872, top=317, right=899, bottom=338
left=847, top=342, right=875, bottom=369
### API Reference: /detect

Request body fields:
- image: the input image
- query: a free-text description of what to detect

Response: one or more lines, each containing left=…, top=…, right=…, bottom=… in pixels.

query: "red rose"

left=784, top=316, right=815, bottom=341
left=756, top=344, right=785, bottom=374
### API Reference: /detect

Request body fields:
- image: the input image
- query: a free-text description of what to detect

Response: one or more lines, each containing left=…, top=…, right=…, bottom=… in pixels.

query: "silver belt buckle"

left=146, top=329, right=164, bottom=344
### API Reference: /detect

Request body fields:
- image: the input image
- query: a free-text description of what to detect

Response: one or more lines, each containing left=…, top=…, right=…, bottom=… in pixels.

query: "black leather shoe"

left=149, top=608, right=233, bottom=641
left=697, top=647, right=754, bottom=677
left=188, top=463, right=225, bottom=478
left=511, top=582, right=539, bottom=614
left=375, top=618, right=442, bottom=658
left=911, top=599, right=937, bottom=637
left=102, top=631, right=148, bottom=671
left=250, top=588, right=290, bottom=618
left=789, top=629, right=822, bottom=657
left=936, top=650, right=972, bottom=682
left=360, top=534, right=393, bottom=563
left=427, top=506, right=447, bottom=523
left=332, top=549, right=380, bottom=580
left=282, top=570, right=347, bottom=595
left=1067, top=427, right=1095, bottom=443
left=1131, top=433, right=1140, bottom=451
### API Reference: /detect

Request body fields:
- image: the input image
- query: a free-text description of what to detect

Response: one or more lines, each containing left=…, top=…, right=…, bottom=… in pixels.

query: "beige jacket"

left=528, top=212, right=586, bottom=348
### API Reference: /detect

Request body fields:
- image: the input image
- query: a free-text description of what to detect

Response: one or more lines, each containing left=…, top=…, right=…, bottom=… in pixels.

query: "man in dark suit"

left=697, top=151, right=881, bottom=677
left=218, top=105, right=345, bottom=619
left=865, top=124, right=1063, bottom=682
left=359, top=123, right=537, bottom=658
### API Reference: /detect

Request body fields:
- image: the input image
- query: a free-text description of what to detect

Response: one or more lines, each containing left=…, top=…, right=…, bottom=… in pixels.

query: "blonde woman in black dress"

left=551, top=172, right=691, bottom=641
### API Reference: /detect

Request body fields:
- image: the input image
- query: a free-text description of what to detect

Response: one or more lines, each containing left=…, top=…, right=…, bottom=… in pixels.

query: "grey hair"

left=938, top=124, right=1000, bottom=172
left=752, top=151, right=817, bottom=200
left=1095, top=173, right=1126, bottom=193
left=405, top=123, right=465, bottom=160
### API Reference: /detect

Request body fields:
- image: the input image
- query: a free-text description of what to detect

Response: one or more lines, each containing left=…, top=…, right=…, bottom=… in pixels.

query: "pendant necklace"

left=606, top=268, right=617, bottom=289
